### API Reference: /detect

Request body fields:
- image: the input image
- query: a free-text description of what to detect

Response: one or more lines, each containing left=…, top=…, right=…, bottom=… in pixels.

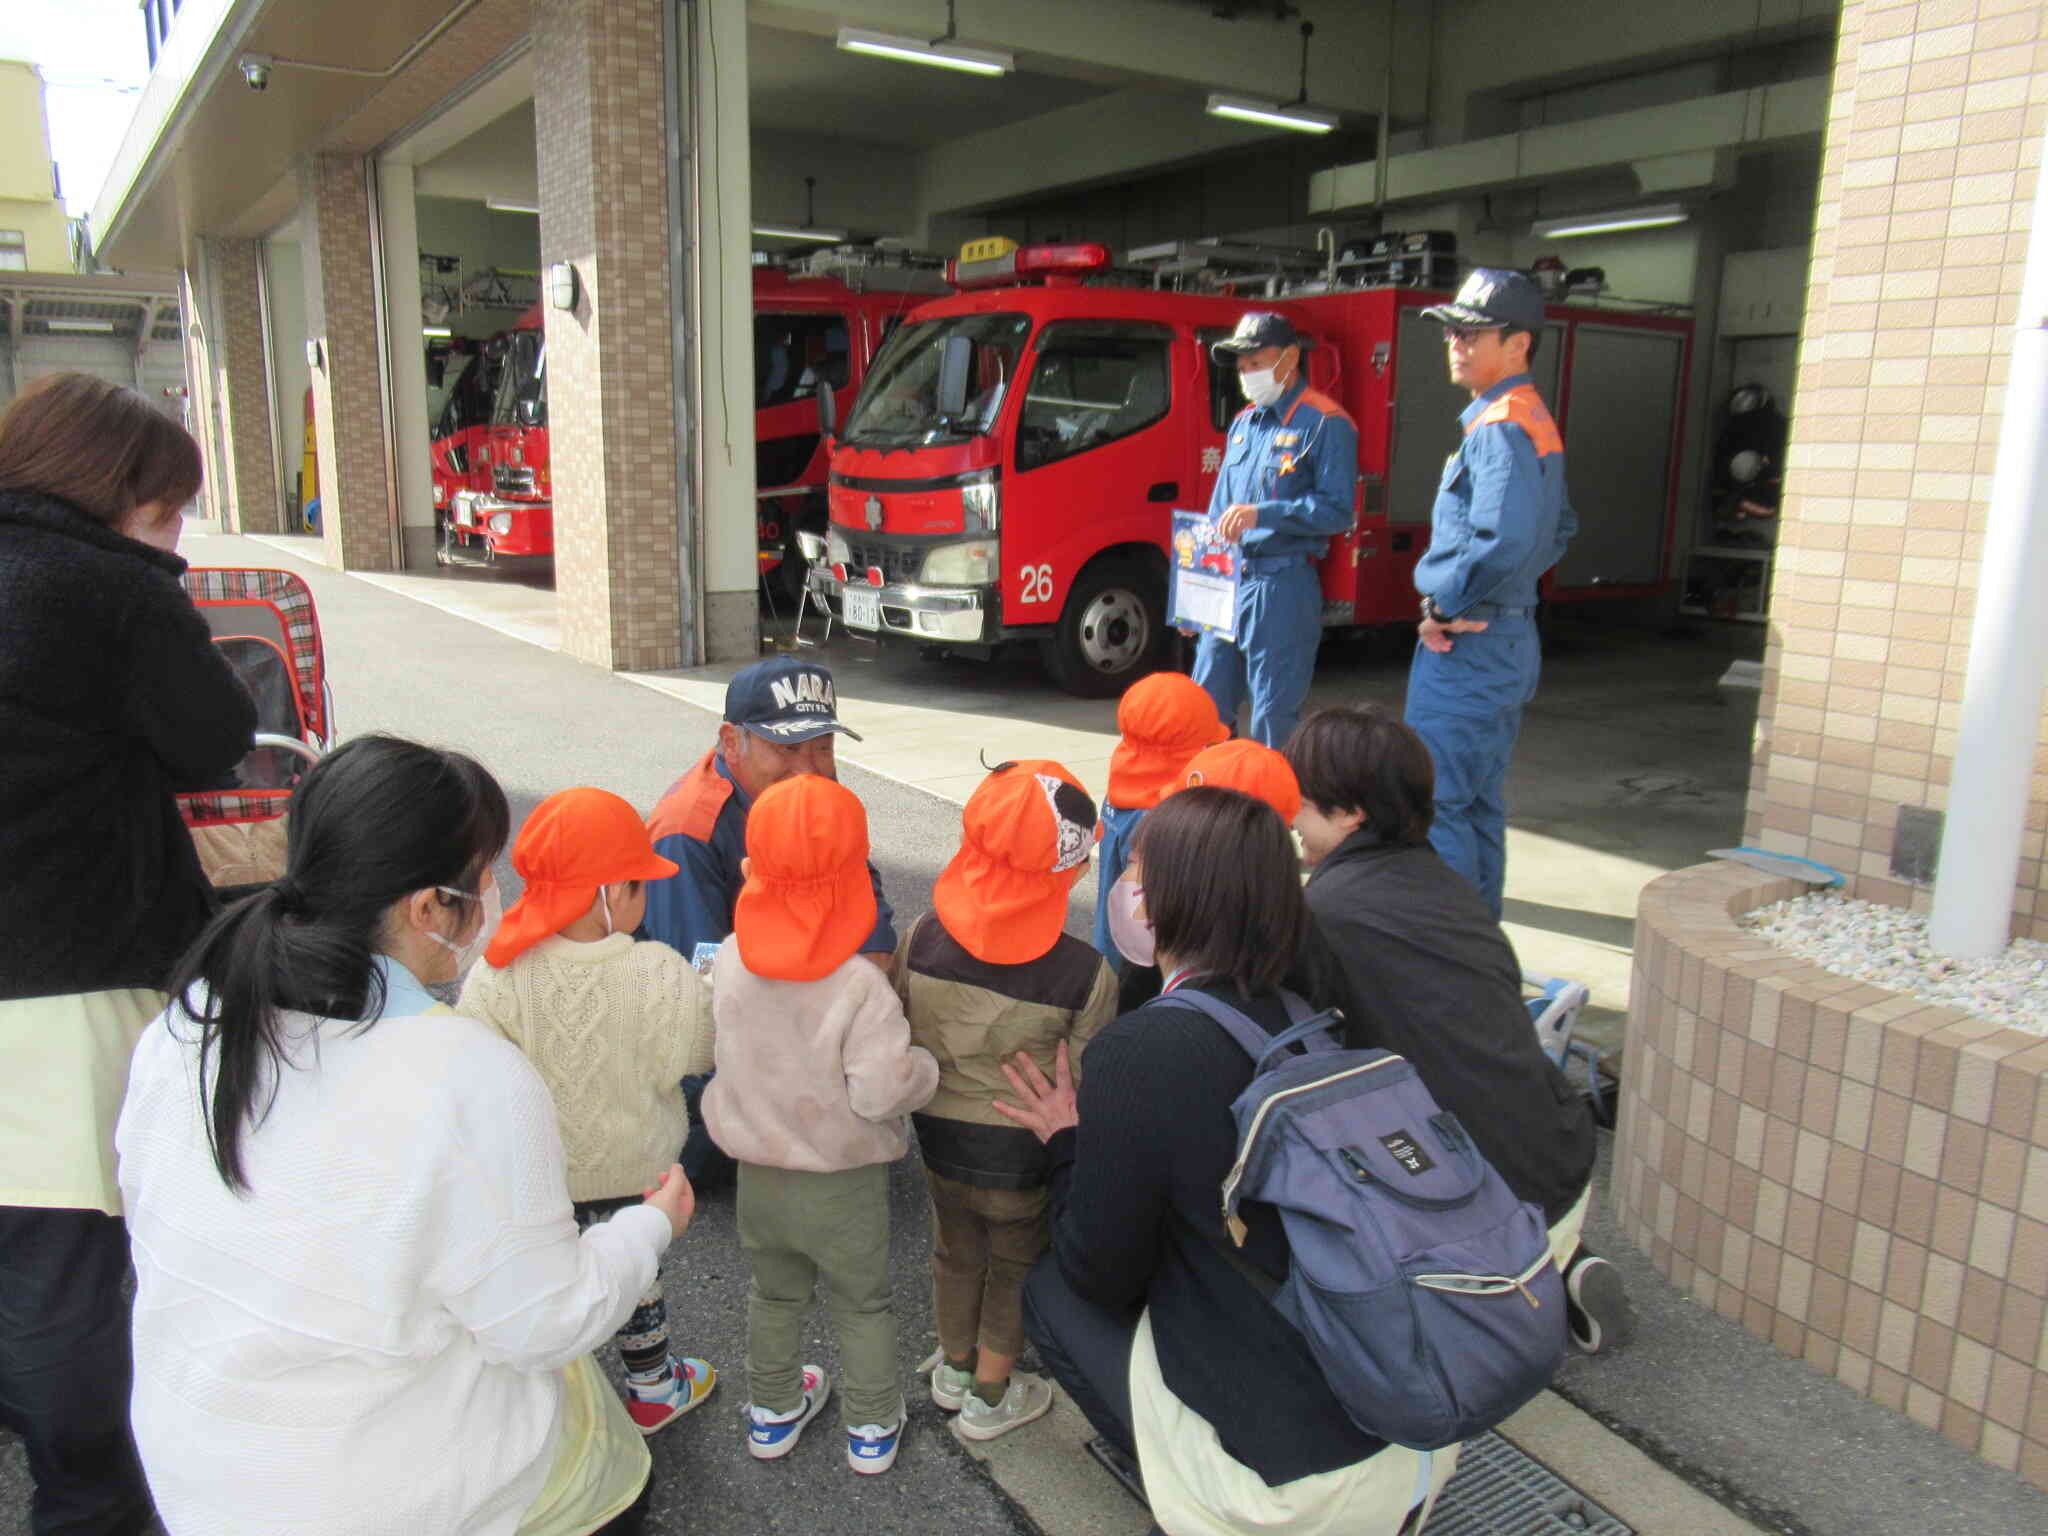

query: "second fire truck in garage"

left=814, top=238, right=1691, bottom=695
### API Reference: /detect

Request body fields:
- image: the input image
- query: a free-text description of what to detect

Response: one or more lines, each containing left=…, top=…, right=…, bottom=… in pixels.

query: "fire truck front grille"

left=493, top=464, right=536, bottom=496
left=843, top=541, right=927, bottom=586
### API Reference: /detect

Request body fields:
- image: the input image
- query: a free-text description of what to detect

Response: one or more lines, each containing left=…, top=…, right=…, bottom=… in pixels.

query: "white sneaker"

left=846, top=1410, right=906, bottom=1474
left=918, top=1348, right=974, bottom=1412
left=954, top=1372, right=1054, bottom=1442
left=746, top=1365, right=831, bottom=1460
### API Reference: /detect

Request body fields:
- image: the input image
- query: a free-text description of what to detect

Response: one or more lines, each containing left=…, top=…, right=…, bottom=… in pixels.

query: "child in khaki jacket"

left=458, top=787, right=718, bottom=1435
left=701, top=774, right=938, bottom=1476
left=898, top=760, right=1116, bottom=1441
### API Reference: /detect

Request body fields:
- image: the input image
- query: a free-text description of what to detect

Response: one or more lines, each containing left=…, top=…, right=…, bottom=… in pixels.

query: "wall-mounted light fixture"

left=1205, top=22, right=1338, bottom=136
left=486, top=197, right=539, bottom=215
left=306, top=338, right=324, bottom=370
left=837, top=1, right=1010, bottom=76
left=1531, top=202, right=1690, bottom=239
left=422, top=326, right=453, bottom=337
left=546, top=261, right=579, bottom=310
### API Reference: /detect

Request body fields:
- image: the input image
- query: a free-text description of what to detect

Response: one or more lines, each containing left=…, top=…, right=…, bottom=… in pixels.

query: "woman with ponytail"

left=116, top=735, right=696, bottom=1536
left=0, top=373, right=253, bottom=1534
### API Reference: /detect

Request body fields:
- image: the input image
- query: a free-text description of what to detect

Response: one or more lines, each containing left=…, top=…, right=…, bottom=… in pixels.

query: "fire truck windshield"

left=493, top=328, right=547, bottom=428
left=840, top=311, right=1030, bottom=447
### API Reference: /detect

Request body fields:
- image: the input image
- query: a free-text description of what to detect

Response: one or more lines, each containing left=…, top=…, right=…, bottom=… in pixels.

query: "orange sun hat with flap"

left=485, top=787, right=680, bottom=969
left=1179, top=739, right=1303, bottom=824
left=933, top=759, right=1098, bottom=966
left=1106, top=673, right=1228, bottom=811
left=735, top=774, right=878, bottom=982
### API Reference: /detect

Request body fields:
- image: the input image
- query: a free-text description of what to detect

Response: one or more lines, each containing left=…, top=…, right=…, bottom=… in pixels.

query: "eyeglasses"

left=1442, top=325, right=1504, bottom=345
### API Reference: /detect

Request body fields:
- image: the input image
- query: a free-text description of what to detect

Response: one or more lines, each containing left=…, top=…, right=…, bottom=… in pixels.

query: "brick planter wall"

left=1616, top=861, right=2048, bottom=1489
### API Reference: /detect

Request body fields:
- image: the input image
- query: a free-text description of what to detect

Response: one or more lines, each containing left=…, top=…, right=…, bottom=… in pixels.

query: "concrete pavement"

left=7, top=532, right=2046, bottom=1536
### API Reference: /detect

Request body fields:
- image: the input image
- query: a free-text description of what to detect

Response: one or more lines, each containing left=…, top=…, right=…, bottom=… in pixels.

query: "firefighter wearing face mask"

left=1408, top=269, right=1577, bottom=919
left=1194, top=312, right=1358, bottom=750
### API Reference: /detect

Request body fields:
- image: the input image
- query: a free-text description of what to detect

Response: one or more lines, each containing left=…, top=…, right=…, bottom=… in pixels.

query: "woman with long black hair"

left=998, top=787, right=1457, bottom=1536
left=0, top=373, right=254, bottom=1534
left=116, top=735, right=694, bottom=1536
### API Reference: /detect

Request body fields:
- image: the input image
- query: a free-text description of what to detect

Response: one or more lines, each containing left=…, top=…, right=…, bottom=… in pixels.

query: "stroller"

left=1526, top=974, right=1614, bottom=1127
left=174, top=568, right=331, bottom=890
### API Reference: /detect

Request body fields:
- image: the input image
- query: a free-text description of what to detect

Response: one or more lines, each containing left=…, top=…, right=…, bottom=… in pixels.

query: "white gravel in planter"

left=1741, top=892, right=2048, bottom=1036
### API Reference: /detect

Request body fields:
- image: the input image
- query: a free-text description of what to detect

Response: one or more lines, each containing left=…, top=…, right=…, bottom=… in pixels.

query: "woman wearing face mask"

left=116, top=736, right=696, bottom=1535
left=0, top=372, right=254, bottom=1533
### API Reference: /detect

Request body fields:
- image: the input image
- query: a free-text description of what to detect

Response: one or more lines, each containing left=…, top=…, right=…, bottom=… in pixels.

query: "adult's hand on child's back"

left=642, top=1164, right=695, bottom=1240
left=992, top=1041, right=1079, bottom=1144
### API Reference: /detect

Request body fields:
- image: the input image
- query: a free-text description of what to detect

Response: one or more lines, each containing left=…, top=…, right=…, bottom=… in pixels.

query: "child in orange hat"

left=699, top=774, right=938, bottom=1476
left=458, top=787, right=719, bottom=1435
left=1180, top=737, right=1303, bottom=823
left=897, top=760, right=1117, bottom=1442
left=1092, top=673, right=1226, bottom=964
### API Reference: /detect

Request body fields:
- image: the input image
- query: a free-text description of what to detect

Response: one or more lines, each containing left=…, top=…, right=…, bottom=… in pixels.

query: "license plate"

left=843, top=587, right=881, bottom=630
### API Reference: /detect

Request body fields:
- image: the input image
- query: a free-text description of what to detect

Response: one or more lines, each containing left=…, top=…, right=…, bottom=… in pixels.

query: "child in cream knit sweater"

left=459, top=786, right=719, bottom=1435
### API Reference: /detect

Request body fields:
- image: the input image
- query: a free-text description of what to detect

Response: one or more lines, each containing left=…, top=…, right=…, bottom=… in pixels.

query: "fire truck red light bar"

left=948, top=243, right=1112, bottom=289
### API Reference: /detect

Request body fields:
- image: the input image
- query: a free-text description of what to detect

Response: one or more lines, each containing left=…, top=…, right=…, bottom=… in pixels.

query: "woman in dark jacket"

left=0, top=373, right=254, bottom=1534
left=1285, top=704, right=1630, bottom=1354
left=995, top=788, right=1454, bottom=1536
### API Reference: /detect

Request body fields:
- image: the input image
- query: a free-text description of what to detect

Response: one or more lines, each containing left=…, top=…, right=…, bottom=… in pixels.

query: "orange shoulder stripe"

left=1473, top=386, right=1562, bottom=457
left=646, top=748, right=731, bottom=845
left=1286, top=388, right=1357, bottom=431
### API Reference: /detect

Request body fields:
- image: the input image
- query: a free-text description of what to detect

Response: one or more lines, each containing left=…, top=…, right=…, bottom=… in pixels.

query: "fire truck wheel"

left=1041, top=557, right=1163, bottom=699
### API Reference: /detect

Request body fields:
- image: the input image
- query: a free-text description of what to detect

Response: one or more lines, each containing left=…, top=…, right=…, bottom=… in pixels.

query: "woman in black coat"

left=0, top=373, right=254, bottom=1533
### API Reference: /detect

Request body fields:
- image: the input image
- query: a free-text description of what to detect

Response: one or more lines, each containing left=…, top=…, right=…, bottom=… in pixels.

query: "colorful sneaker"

left=954, top=1372, right=1054, bottom=1442
left=746, top=1365, right=831, bottom=1460
left=626, top=1355, right=716, bottom=1436
left=1565, top=1252, right=1636, bottom=1354
left=918, top=1348, right=973, bottom=1412
left=846, top=1410, right=906, bottom=1474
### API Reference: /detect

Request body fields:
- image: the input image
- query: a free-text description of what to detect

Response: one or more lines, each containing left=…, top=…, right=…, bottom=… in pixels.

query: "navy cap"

left=1421, top=268, right=1547, bottom=334
left=1210, top=311, right=1309, bottom=362
left=723, top=656, right=863, bottom=743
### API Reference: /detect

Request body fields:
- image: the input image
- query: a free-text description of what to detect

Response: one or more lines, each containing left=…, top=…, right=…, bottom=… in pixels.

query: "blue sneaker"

left=746, top=1365, right=831, bottom=1460
left=846, top=1409, right=906, bottom=1475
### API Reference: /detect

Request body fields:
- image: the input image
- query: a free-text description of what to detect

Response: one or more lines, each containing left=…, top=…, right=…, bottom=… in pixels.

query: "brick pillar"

left=1749, top=0, right=2047, bottom=941
left=206, top=238, right=283, bottom=534
left=301, top=154, right=396, bottom=571
left=532, top=0, right=687, bottom=671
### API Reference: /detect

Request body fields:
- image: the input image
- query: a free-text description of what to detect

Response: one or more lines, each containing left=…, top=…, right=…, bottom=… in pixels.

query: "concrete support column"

left=177, top=250, right=226, bottom=523
left=202, top=238, right=284, bottom=534
left=534, top=0, right=698, bottom=671
left=375, top=160, right=439, bottom=570
left=301, top=153, right=398, bottom=572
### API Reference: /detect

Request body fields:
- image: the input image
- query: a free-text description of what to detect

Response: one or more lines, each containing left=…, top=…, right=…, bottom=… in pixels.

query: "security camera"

left=239, top=54, right=273, bottom=91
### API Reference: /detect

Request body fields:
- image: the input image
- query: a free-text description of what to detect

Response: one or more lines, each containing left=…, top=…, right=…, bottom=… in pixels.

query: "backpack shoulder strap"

left=1150, top=987, right=1344, bottom=1071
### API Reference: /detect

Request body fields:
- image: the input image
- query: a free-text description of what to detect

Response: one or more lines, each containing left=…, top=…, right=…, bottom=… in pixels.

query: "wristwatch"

left=1420, top=595, right=1450, bottom=624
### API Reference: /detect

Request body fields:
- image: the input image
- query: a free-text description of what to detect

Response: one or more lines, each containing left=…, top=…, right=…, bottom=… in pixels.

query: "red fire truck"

left=427, top=330, right=508, bottom=524
left=443, top=249, right=948, bottom=584
left=814, top=238, right=1692, bottom=695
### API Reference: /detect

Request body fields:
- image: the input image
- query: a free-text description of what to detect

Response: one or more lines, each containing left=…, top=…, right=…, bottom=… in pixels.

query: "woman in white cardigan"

left=116, top=735, right=694, bottom=1536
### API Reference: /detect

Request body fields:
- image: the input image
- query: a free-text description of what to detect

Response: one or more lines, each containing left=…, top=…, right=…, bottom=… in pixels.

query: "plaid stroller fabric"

left=180, top=567, right=328, bottom=741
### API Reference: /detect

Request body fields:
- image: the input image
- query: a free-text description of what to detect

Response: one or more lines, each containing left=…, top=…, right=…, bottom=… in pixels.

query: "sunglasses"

left=1442, top=325, right=1505, bottom=345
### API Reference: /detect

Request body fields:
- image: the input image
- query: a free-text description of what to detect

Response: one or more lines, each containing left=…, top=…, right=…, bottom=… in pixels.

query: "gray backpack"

left=1158, top=989, right=1567, bottom=1451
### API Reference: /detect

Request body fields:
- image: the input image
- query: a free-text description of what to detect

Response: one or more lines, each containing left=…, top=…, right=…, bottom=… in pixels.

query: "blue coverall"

left=1192, top=377, right=1357, bottom=749
left=1405, top=373, right=1576, bottom=918
left=1090, top=800, right=1145, bottom=961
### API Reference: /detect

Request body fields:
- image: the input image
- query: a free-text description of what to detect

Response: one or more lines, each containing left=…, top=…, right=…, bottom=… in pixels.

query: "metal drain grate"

left=1428, top=1432, right=1634, bottom=1535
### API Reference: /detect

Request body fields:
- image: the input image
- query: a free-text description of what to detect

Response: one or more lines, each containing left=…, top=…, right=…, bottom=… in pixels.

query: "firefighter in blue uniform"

left=1408, top=269, right=1576, bottom=918
left=1195, top=312, right=1357, bottom=749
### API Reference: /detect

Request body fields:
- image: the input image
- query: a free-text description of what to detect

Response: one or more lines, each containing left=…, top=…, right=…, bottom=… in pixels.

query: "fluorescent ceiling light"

left=46, top=318, right=116, bottom=333
left=1531, top=203, right=1689, bottom=239
left=836, top=26, right=1011, bottom=76
left=422, top=326, right=453, bottom=337
left=486, top=198, right=539, bottom=215
left=1205, top=93, right=1338, bottom=135
left=752, top=224, right=849, bottom=243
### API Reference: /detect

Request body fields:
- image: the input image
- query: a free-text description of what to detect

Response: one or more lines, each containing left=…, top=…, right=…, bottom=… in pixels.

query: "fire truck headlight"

left=488, top=512, right=514, bottom=535
left=919, top=538, right=998, bottom=586
left=826, top=529, right=852, bottom=568
left=960, top=476, right=1000, bottom=531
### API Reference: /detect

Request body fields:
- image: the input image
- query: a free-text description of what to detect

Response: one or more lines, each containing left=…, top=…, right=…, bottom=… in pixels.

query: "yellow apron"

left=515, top=1354, right=651, bottom=1536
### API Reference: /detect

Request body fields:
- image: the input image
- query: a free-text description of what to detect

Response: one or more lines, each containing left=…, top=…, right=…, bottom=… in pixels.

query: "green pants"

left=737, top=1161, right=902, bottom=1429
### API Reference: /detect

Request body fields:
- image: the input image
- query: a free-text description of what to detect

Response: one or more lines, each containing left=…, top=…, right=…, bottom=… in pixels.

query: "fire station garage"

left=95, top=0, right=1838, bottom=680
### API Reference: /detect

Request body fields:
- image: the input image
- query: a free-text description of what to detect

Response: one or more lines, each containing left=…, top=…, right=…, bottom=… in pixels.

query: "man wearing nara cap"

left=643, top=655, right=899, bottom=1182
